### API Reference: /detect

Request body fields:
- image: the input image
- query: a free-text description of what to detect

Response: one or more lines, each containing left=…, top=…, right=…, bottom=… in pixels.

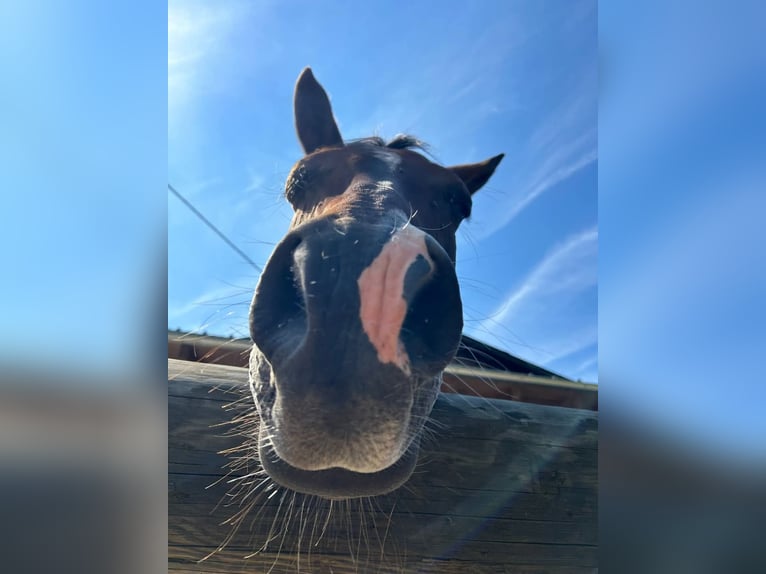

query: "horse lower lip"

left=259, top=439, right=418, bottom=499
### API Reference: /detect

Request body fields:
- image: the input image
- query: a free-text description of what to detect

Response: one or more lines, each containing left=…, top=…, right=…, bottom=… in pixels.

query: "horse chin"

left=249, top=345, right=441, bottom=500
left=258, top=435, right=419, bottom=500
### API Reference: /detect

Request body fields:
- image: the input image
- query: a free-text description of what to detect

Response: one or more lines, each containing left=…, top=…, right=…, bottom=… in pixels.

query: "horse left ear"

left=449, top=153, right=505, bottom=195
left=294, top=67, right=344, bottom=154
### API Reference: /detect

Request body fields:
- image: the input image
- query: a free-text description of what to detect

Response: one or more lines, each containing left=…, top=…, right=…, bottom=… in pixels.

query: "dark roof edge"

left=456, top=334, right=569, bottom=380
left=168, top=328, right=571, bottom=381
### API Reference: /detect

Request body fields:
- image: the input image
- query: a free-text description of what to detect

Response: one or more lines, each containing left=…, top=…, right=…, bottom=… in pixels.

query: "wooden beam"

left=169, top=359, right=598, bottom=573
left=167, top=331, right=598, bottom=410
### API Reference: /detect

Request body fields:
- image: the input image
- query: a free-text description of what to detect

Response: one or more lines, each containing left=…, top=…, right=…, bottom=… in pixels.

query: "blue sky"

left=168, top=0, right=598, bottom=383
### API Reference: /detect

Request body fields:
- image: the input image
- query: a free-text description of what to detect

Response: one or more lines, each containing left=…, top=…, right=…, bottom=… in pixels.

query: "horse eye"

left=285, top=181, right=300, bottom=204
left=436, top=194, right=471, bottom=220
left=285, top=166, right=311, bottom=205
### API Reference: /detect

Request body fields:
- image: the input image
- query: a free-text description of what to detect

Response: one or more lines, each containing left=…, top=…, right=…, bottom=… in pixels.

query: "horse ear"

left=449, top=153, right=505, bottom=195
left=294, top=67, right=344, bottom=154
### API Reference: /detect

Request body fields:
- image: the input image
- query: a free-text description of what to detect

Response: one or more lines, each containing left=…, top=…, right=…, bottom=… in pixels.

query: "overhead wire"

left=168, top=183, right=262, bottom=272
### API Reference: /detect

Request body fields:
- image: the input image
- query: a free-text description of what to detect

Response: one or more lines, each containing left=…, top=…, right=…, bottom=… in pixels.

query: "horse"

left=248, top=67, right=504, bottom=501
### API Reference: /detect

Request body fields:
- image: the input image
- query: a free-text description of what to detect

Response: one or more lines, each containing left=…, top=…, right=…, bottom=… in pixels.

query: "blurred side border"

left=0, top=1, right=764, bottom=573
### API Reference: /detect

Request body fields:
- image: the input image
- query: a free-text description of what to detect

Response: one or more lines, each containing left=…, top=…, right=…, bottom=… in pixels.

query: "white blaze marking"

left=357, top=225, right=433, bottom=374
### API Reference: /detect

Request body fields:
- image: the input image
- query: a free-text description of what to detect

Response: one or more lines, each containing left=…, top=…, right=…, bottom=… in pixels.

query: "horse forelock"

left=347, top=134, right=430, bottom=155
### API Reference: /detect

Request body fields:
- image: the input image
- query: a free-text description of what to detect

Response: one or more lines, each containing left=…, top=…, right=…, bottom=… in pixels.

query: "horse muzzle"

left=248, top=215, right=462, bottom=496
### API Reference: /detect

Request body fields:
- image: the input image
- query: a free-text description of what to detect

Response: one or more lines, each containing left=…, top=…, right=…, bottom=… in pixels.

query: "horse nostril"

left=401, top=251, right=434, bottom=302
left=357, top=225, right=462, bottom=376
left=249, top=235, right=307, bottom=364
left=400, top=234, right=463, bottom=373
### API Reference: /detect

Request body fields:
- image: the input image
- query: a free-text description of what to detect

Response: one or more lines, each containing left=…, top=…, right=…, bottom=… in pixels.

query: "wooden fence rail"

left=169, top=359, right=598, bottom=573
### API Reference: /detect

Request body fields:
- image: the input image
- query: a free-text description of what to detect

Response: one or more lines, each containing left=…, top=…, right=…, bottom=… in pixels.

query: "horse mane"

left=347, top=134, right=431, bottom=155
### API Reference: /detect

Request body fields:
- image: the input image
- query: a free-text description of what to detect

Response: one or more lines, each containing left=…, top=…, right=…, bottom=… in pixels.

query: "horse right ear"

left=449, top=153, right=505, bottom=195
left=294, top=68, right=344, bottom=154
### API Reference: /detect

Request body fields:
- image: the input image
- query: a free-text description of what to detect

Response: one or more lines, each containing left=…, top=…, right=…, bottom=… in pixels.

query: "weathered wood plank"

left=168, top=359, right=597, bottom=573
left=168, top=331, right=599, bottom=410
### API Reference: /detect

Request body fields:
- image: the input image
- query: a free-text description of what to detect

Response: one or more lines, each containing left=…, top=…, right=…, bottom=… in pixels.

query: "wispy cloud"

left=341, top=17, right=529, bottom=147
left=168, top=0, right=253, bottom=137
left=467, top=318, right=597, bottom=379
left=168, top=281, right=251, bottom=321
left=168, top=280, right=253, bottom=336
left=537, top=325, right=598, bottom=365
left=479, top=226, right=598, bottom=330
left=473, top=67, right=598, bottom=240
left=242, top=168, right=265, bottom=194
left=505, top=146, right=597, bottom=225
left=468, top=225, right=598, bottom=380
left=571, top=354, right=598, bottom=379
left=169, top=3, right=226, bottom=106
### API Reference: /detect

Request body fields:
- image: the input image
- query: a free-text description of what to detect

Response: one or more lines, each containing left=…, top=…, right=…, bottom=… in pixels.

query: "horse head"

left=249, top=68, right=503, bottom=498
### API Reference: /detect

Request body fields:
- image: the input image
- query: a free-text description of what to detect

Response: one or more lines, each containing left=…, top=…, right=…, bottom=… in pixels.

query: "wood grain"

left=169, top=359, right=597, bottom=573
